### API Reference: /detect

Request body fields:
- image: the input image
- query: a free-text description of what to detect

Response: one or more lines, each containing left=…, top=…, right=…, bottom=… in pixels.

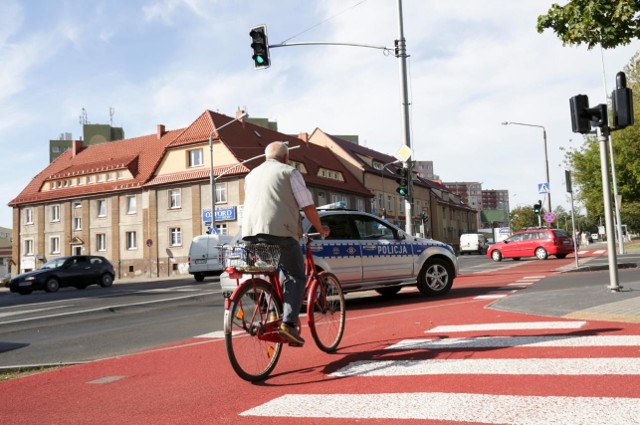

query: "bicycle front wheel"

left=307, top=272, right=345, bottom=353
left=224, top=278, right=283, bottom=382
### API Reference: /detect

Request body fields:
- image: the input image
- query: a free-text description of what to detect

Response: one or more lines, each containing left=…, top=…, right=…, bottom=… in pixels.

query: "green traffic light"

left=256, top=55, right=265, bottom=64
left=396, top=187, right=408, bottom=197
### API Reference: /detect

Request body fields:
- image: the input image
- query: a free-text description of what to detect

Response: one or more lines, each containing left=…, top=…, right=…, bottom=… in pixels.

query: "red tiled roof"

left=9, top=110, right=373, bottom=206
left=8, top=129, right=183, bottom=206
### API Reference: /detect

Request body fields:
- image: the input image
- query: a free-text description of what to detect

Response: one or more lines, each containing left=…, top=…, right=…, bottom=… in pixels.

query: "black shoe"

left=280, top=323, right=305, bottom=346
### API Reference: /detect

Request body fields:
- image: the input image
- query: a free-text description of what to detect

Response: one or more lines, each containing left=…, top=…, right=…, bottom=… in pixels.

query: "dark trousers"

left=246, top=234, right=305, bottom=325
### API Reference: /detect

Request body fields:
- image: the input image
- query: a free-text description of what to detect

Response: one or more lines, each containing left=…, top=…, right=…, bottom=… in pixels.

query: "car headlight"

left=25, top=276, right=36, bottom=281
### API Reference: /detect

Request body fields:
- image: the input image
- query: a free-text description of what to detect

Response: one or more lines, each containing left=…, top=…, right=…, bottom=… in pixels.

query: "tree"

left=510, top=206, right=539, bottom=232
left=537, top=0, right=640, bottom=49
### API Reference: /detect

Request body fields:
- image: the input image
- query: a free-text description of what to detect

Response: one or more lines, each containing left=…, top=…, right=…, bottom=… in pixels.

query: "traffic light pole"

left=597, top=126, right=621, bottom=291
left=396, top=0, right=413, bottom=236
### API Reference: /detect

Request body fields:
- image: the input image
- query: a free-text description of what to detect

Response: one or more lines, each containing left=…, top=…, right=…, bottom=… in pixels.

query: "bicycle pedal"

left=288, top=341, right=304, bottom=348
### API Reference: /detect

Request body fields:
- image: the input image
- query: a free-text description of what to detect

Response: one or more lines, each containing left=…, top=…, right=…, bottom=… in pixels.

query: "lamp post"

left=501, top=121, right=552, bottom=217
left=208, top=112, right=247, bottom=233
left=380, top=160, right=402, bottom=219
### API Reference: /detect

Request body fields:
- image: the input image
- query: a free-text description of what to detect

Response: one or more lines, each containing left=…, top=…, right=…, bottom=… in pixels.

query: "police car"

left=220, top=208, right=458, bottom=299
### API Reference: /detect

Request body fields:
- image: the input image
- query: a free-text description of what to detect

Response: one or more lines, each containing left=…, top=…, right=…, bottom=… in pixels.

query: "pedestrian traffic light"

left=249, top=25, right=270, bottom=69
left=533, top=201, right=542, bottom=214
left=396, top=168, right=409, bottom=198
left=612, top=72, right=634, bottom=130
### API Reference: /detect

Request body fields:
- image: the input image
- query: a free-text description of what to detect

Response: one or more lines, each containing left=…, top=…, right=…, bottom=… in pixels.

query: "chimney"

left=298, top=132, right=309, bottom=143
left=72, top=140, right=84, bottom=157
left=157, top=124, right=166, bottom=139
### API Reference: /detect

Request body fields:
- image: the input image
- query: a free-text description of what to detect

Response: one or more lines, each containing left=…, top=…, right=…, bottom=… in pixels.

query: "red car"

left=487, top=228, right=574, bottom=261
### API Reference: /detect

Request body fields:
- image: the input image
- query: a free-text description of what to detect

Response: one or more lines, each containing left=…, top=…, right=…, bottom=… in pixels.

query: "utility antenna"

left=78, top=107, right=89, bottom=125
left=109, top=107, right=115, bottom=126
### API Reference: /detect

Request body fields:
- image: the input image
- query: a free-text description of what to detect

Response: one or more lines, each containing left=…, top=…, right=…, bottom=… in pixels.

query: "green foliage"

left=510, top=206, right=539, bottom=232
left=538, top=0, right=640, bottom=49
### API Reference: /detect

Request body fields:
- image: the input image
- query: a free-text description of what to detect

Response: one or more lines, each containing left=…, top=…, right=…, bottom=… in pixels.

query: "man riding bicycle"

left=242, top=141, right=330, bottom=346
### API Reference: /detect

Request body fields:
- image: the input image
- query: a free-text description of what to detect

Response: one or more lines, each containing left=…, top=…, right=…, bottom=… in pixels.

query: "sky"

left=2, top=0, right=640, bottom=229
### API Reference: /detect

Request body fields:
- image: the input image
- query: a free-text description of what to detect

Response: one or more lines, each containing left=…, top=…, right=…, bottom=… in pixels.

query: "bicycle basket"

left=221, top=243, right=281, bottom=273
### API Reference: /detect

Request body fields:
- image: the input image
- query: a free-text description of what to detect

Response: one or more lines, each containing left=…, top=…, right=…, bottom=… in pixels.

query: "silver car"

left=220, top=209, right=458, bottom=298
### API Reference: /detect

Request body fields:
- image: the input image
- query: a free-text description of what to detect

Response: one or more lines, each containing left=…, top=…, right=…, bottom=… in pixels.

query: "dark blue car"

left=9, top=255, right=116, bottom=295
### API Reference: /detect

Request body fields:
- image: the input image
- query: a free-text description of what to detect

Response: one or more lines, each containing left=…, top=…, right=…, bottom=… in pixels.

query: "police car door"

left=313, top=213, right=363, bottom=285
left=352, top=214, right=413, bottom=281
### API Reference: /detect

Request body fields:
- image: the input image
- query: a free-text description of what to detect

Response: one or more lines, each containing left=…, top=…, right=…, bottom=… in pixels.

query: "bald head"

left=265, top=141, right=289, bottom=162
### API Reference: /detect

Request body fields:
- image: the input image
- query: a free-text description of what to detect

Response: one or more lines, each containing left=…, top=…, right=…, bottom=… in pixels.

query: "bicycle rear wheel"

left=224, top=278, right=283, bottom=382
left=307, top=272, right=345, bottom=353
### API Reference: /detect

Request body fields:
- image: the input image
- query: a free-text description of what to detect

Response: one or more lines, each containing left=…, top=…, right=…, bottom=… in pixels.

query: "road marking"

left=0, top=305, right=71, bottom=318
left=474, top=294, right=508, bottom=299
left=330, top=357, right=640, bottom=376
left=426, top=321, right=586, bottom=333
left=240, top=393, right=640, bottom=423
left=388, top=335, right=640, bottom=349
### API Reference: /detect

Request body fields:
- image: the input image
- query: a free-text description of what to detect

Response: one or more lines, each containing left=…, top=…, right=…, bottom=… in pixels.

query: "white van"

left=188, top=234, right=234, bottom=281
left=459, top=233, right=487, bottom=255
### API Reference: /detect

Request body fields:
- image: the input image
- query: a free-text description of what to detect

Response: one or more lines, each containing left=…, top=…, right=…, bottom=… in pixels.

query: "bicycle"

left=222, top=233, right=346, bottom=382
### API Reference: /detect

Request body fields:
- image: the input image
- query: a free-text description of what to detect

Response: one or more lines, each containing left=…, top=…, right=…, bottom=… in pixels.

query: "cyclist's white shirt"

left=290, top=169, right=313, bottom=209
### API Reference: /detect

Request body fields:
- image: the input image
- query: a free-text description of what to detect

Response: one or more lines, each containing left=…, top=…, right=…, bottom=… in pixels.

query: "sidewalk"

left=491, top=241, right=640, bottom=323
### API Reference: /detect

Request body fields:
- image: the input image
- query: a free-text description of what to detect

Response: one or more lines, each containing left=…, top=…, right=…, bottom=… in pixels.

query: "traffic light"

left=396, top=167, right=409, bottom=198
left=249, top=25, right=270, bottom=69
left=612, top=72, right=634, bottom=130
left=569, top=94, right=591, bottom=134
left=533, top=201, right=542, bottom=214
left=569, top=94, right=608, bottom=133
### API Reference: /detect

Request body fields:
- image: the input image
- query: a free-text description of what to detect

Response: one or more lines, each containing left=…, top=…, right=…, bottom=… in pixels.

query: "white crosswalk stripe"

left=241, top=319, right=640, bottom=423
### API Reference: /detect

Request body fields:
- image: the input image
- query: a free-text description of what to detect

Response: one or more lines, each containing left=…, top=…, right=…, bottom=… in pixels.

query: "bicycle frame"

left=223, top=234, right=319, bottom=342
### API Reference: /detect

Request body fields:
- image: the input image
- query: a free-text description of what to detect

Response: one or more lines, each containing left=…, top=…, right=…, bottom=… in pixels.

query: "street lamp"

left=208, top=111, right=247, bottom=233
left=501, top=121, right=552, bottom=217
left=380, top=160, right=402, bottom=219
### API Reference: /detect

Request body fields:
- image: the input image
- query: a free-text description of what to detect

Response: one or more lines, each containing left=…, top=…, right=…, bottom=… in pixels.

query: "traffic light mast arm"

left=269, top=41, right=393, bottom=53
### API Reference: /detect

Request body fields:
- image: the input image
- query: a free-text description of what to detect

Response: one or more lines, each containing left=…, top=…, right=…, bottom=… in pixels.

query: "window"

left=50, top=236, right=60, bottom=254
left=87, top=175, right=94, bottom=184
left=24, top=239, right=34, bottom=255
left=169, top=189, right=181, bottom=209
left=24, top=208, right=33, bottom=225
left=117, top=170, right=124, bottom=179
left=97, top=174, right=104, bottom=183
left=169, top=227, right=182, bottom=246
left=97, top=200, right=106, bottom=217
left=50, top=205, right=60, bottom=222
left=215, top=183, right=226, bottom=204
left=125, top=231, right=137, bottom=250
left=73, top=201, right=82, bottom=209
left=126, top=196, right=137, bottom=214
left=188, top=149, right=203, bottom=167
left=214, top=223, right=228, bottom=235
left=96, top=234, right=106, bottom=251
left=356, top=198, right=365, bottom=212
left=77, top=177, right=84, bottom=186
left=107, top=172, right=113, bottom=181
left=73, top=217, right=82, bottom=230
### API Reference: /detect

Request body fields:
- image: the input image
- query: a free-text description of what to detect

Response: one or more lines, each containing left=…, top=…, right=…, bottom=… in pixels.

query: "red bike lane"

left=2, top=253, right=640, bottom=424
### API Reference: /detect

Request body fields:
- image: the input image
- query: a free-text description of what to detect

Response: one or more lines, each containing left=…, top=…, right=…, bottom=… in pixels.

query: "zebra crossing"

left=240, top=319, right=640, bottom=423
left=473, top=275, right=544, bottom=300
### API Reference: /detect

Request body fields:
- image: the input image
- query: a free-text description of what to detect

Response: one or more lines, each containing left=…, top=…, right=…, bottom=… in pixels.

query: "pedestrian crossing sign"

left=538, top=183, right=550, bottom=194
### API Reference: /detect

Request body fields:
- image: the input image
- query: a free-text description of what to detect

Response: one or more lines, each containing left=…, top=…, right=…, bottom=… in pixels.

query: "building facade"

left=10, top=110, right=372, bottom=278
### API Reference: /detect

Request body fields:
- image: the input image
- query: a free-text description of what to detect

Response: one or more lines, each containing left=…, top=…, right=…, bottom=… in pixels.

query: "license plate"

left=195, top=259, right=206, bottom=264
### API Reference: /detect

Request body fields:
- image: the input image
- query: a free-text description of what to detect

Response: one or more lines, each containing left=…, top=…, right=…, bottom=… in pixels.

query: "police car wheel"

left=194, top=273, right=205, bottom=282
left=417, top=258, right=453, bottom=296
